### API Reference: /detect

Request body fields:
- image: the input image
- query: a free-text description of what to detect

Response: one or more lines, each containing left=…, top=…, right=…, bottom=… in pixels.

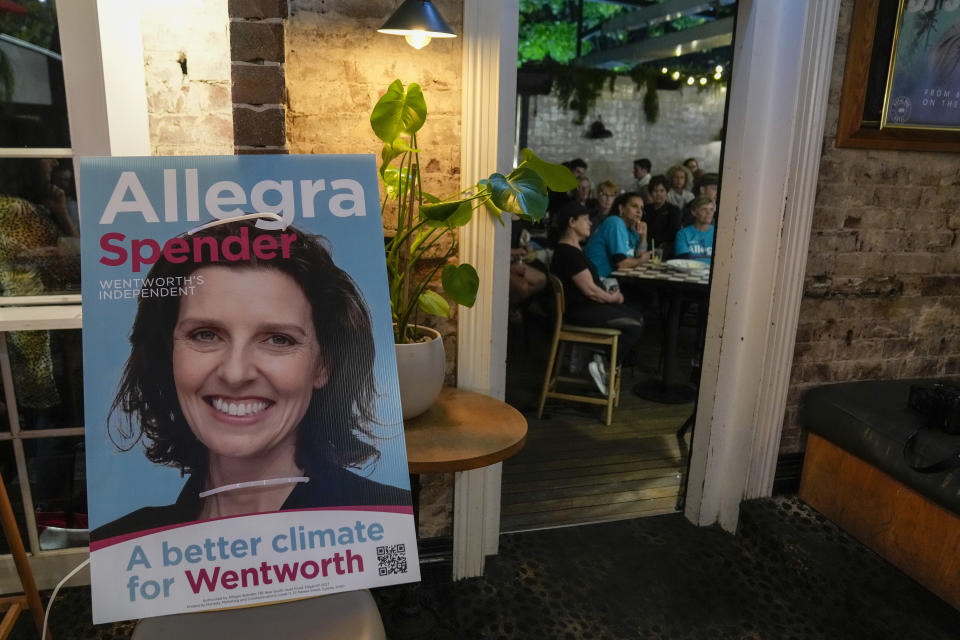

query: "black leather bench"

left=799, top=379, right=960, bottom=610
left=801, top=379, right=960, bottom=515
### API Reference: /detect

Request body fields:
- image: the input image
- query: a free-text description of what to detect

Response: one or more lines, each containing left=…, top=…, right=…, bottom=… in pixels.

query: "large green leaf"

left=381, top=167, right=412, bottom=199
left=521, top=148, right=578, bottom=192
left=379, top=139, right=419, bottom=174
left=483, top=198, right=505, bottom=225
left=488, top=167, right=548, bottom=220
left=422, top=199, right=473, bottom=227
left=370, top=80, right=427, bottom=143
left=442, top=263, right=479, bottom=308
left=417, top=289, right=450, bottom=318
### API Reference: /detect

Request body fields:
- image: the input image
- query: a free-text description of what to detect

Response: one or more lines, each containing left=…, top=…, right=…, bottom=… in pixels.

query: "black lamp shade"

left=378, top=0, right=456, bottom=37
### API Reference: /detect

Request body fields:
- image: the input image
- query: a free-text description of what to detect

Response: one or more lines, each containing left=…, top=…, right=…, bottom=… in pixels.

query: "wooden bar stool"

left=0, top=469, right=45, bottom=639
left=538, top=275, right=621, bottom=425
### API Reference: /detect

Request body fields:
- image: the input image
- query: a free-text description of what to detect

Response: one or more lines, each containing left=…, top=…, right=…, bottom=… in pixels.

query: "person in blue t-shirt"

left=675, top=196, right=715, bottom=264
left=584, top=192, right=650, bottom=278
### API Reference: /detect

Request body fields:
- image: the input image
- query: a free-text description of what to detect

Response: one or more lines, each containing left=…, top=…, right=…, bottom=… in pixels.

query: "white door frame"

left=454, top=0, right=842, bottom=575
left=683, top=0, right=840, bottom=530
left=454, top=0, right=519, bottom=580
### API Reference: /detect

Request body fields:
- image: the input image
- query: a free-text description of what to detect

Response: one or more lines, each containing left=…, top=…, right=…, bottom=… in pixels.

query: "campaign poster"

left=883, top=0, right=960, bottom=130
left=78, top=155, right=419, bottom=623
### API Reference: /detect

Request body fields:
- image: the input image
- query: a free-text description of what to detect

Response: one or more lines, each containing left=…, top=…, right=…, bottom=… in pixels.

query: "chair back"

left=547, top=274, right=566, bottom=337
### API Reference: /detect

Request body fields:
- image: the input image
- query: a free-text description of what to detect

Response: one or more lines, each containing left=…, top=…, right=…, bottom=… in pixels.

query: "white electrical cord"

left=187, top=212, right=284, bottom=235
left=198, top=476, right=309, bottom=498
left=42, top=556, right=90, bottom=640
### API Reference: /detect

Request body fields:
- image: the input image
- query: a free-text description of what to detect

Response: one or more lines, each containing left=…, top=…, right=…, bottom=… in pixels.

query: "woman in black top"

left=644, top=175, right=682, bottom=259
left=549, top=202, right=645, bottom=374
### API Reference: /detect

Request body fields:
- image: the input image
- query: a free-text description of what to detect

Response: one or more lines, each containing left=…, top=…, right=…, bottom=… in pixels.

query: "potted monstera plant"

left=371, top=80, right=574, bottom=418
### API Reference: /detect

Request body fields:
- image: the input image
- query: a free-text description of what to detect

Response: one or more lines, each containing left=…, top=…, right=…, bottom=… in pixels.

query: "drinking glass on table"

left=651, top=247, right=664, bottom=266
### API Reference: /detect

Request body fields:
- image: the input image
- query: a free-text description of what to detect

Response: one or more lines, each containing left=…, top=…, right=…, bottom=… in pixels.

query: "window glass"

left=0, top=0, right=70, bottom=148
left=0, top=158, right=80, bottom=296
left=0, top=441, right=28, bottom=553
left=25, top=435, right=87, bottom=549
left=12, top=328, right=83, bottom=429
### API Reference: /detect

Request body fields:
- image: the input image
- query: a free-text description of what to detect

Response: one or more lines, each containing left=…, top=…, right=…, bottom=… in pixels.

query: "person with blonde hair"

left=587, top=179, right=618, bottom=227
left=665, top=165, right=694, bottom=210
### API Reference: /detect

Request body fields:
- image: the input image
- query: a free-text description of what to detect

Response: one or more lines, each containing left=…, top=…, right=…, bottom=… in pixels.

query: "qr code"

left=377, top=544, right=408, bottom=576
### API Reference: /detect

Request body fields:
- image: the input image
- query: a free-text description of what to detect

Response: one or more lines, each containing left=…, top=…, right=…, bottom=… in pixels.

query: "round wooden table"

left=404, top=388, right=527, bottom=473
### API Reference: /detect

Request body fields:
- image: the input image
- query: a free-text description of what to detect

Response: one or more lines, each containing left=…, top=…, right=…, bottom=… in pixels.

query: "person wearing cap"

left=549, top=202, right=644, bottom=394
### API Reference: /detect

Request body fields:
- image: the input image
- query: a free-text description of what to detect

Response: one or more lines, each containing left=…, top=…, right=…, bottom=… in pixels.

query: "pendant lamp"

left=377, top=0, right=457, bottom=49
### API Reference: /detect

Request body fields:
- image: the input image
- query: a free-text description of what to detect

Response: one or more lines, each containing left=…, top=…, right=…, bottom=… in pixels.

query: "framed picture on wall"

left=836, top=0, right=960, bottom=151
left=882, top=0, right=960, bottom=131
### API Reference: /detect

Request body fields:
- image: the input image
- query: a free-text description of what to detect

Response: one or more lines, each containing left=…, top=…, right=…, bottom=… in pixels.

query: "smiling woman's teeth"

left=212, top=398, right=267, bottom=416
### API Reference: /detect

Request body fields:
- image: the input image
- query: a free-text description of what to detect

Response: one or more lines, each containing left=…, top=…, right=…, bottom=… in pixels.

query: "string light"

left=655, top=64, right=729, bottom=89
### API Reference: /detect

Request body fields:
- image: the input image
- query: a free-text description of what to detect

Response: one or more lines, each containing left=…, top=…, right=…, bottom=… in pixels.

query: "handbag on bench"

left=903, top=383, right=960, bottom=473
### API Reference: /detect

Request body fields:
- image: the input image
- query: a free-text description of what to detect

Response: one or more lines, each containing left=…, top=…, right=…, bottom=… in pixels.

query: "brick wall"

left=141, top=0, right=233, bottom=155
left=781, top=0, right=960, bottom=453
left=524, top=76, right=726, bottom=188
left=230, top=0, right=288, bottom=153
left=284, top=0, right=464, bottom=537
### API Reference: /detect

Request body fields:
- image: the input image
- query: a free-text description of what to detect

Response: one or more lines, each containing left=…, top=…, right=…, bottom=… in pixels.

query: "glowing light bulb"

left=661, top=67, right=668, bottom=74
left=715, top=65, right=723, bottom=73
left=404, top=31, right=431, bottom=49
left=714, top=72, right=722, bottom=80
left=699, top=77, right=707, bottom=85
left=687, top=76, right=695, bottom=85
left=671, top=71, right=680, bottom=80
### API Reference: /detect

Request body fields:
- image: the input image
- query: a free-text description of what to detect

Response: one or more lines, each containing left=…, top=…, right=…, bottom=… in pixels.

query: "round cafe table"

left=404, top=388, right=528, bottom=473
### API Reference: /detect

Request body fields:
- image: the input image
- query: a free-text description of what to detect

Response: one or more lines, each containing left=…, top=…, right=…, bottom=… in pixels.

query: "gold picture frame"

left=880, top=0, right=960, bottom=132
left=837, top=0, right=960, bottom=151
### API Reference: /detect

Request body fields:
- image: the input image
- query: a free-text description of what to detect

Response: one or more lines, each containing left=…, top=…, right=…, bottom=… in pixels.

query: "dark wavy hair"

left=610, top=192, right=643, bottom=218
left=647, top=175, right=670, bottom=194
left=108, top=219, right=379, bottom=476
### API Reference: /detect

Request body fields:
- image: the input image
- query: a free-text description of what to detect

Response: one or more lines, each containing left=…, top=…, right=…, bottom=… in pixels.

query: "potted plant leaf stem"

left=371, top=80, right=575, bottom=418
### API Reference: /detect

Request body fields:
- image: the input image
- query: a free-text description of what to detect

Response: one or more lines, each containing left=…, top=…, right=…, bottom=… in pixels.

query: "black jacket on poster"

left=90, top=462, right=410, bottom=543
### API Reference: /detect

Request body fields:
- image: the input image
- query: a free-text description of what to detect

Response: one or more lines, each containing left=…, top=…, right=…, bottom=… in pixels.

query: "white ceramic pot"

left=394, top=325, right=445, bottom=419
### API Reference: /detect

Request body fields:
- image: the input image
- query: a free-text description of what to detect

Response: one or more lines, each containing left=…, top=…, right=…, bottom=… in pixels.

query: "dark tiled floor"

left=24, top=496, right=960, bottom=639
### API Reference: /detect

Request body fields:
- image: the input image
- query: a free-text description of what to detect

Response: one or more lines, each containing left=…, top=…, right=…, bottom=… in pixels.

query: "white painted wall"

left=140, top=0, right=233, bottom=155
left=524, top=77, right=726, bottom=188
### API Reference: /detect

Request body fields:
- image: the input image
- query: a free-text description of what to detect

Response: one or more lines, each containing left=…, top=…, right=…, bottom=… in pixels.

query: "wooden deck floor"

left=502, top=309, right=698, bottom=532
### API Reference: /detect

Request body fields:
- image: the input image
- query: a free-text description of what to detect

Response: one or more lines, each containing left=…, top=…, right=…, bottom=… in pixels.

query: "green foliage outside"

left=0, top=0, right=59, bottom=51
left=518, top=0, right=623, bottom=66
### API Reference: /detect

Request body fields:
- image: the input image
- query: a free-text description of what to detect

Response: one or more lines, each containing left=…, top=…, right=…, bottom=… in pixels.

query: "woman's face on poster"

left=171, top=266, right=328, bottom=464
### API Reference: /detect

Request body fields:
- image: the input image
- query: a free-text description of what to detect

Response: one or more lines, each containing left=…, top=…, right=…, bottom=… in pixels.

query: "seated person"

left=584, top=192, right=650, bottom=278
left=509, top=250, right=547, bottom=307
left=547, top=158, right=589, bottom=216
left=665, top=165, right=695, bottom=210
left=630, top=158, right=652, bottom=199
left=682, top=172, right=719, bottom=227
left=586, top=179, right=618, bottom=228
left=550, top=202, right=644, bottom=393
left=675, top=196, right=715, bottom=264
left=574, top=176, right=593, bottom=206
left=644, top=175, right=681, bottom=259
